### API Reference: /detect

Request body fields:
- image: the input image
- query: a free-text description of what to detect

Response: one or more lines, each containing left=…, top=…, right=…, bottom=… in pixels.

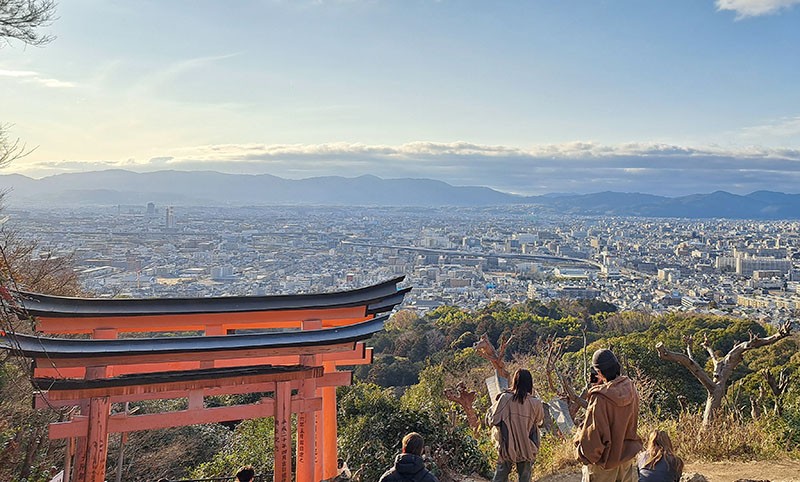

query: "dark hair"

left=592, top=349, right=621, bottom=381
left=235, top=465, right=255, bottom=482
left=402, top=432, right=424, bottom=456
left=511, top=369, right=533, bottom=403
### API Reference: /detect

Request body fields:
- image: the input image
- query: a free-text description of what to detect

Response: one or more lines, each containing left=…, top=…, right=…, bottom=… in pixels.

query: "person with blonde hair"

left=638, top=430, right=683, bottom=482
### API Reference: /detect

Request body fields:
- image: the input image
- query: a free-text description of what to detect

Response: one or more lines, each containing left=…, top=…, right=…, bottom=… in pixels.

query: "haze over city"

left=1, top=0, right=799, bottom=196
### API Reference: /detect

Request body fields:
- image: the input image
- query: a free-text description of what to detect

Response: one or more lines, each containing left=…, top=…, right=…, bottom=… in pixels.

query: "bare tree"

left=655, top=320, right=794, bottom=426
left=443, top=381, right=479, bottom=431
left=1, top=1, right=57, bottom=178
left=0, top=124, right=34, bottom=170
left=0, top=0, right=56, bottom=47
left=763, top=367, right=791, bottom=417
left=474, top=333, right=513, bottom=380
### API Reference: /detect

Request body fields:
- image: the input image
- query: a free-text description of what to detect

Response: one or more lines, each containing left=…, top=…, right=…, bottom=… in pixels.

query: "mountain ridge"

left=2, top=169, right=800, bottom=219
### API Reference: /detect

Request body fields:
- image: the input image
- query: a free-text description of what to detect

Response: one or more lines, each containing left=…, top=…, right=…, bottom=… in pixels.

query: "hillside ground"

left=457, top=460, right=800, bottom=482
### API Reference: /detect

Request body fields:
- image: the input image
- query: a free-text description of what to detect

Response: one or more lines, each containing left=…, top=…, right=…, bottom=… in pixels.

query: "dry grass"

left=533, top=432, right=581, bottom=477
left=641, top=412, right=794, bottom=462
left=530, top=410, right=797, bottom=478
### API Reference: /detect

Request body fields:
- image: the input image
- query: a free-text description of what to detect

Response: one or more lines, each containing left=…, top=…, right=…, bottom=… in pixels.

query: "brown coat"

left=574, top=376, right=642, bottom=469
left=487, top=392, right=545, bottom=463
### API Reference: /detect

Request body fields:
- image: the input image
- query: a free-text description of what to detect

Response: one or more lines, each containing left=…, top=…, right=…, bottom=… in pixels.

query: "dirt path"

left=530, top=460, right=800, bottom=482
left=682, top=460, right=800, bottom=482
left=456, top=460, right=800, bottom=482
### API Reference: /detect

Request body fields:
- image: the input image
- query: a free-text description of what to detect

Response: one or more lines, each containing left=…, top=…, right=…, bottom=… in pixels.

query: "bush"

left=189, top=418, right=275, bottom=480
left=337, top=383, right=491, bottom=481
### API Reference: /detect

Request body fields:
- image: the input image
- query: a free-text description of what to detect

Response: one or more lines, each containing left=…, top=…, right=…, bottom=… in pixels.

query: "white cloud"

left=0, top=69, right=38, bottom=78
left=738, top=116, right=800, bottom=143
left=0, top=69, right=74, bottom=88
left=32, top=78, right=76, bottom=88
left=716, top=0, right=800, bottom=17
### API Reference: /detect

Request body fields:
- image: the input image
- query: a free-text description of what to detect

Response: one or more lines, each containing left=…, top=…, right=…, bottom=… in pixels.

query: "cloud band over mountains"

left=15, top=141, right=800, bottom=197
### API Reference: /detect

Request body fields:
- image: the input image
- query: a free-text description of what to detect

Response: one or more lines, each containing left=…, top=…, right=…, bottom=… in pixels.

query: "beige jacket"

left=487, top=391, right=545, bottom=463
left=574, top=376, right=643, bottom=469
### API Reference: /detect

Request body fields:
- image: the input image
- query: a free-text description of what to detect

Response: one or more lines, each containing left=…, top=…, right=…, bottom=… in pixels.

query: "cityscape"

left=7, top=202, right=800, bottom=324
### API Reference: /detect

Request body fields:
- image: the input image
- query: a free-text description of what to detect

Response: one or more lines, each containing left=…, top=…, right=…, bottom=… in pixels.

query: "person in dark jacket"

left=378, top=432, right=439, bottom=482
left=638, top=430, right=683, bottom=482
left=235, top=465, right=255, bottom=482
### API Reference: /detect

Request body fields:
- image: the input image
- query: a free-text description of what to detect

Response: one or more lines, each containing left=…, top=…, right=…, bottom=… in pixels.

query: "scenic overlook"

left=1, top=1, right=799, bottom=482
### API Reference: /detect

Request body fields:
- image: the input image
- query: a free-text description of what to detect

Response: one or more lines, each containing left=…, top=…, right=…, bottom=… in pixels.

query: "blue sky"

left=1, top=0, right=799, bottom=195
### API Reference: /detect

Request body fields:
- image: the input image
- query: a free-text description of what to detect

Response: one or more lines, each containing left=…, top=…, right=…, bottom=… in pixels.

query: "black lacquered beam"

left=0, top=315, right=387, bottom=359
left=15, top=276, right=406, bottom=318
left=34, top=364, right=322, bottom=392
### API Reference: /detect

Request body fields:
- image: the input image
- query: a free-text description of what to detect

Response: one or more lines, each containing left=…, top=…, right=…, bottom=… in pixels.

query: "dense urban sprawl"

left=6, top=204, right=800, bottom=324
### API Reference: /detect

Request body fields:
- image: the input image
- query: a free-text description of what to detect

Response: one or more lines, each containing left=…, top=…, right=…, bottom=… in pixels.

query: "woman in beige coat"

left=486, top=369, right=545, bottom=482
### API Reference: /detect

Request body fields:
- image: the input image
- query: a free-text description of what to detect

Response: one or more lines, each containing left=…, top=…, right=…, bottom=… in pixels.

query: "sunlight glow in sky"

left=1, top=0, right=799, bottom=195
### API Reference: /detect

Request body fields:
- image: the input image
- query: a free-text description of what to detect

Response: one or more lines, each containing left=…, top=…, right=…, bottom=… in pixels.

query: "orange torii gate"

left=1, top=277, right=409, bottom=482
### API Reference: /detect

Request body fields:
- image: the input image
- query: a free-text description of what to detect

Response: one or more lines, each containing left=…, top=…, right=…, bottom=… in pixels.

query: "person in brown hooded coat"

left=575, top=349, right=642, bottom=482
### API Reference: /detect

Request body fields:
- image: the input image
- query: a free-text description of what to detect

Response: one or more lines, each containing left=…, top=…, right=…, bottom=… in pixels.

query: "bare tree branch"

left=720, top=321, right=793, bottom=375
left=656, top=341, right=716, bottom=392
left=0, top=0, right=56, bottom=47
left=474, top=333, right=513, bottom=380
left=682, top=334, right=695, bottom=362
left=557, top=371, right=588, bottom=409
left=443, top=381, right=479, bottom=431
left=0, top=125, right=37, bottom=170
left=700, top=333, right=718, bottom=364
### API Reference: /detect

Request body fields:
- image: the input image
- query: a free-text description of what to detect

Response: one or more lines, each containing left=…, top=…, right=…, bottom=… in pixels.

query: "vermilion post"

left=73, top=329, right=117, bottom=482
left=274, top=381, right=293, bottom=482
left=322, top=360, right=338, bottom=480
left=84, top=395, right=111, bottom=482
left=298, top=319, right=322, bottom=482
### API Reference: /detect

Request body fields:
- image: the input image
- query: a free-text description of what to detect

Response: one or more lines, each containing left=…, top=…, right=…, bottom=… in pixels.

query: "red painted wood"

left=297, top=318, right=322, bottom=481
left=322, top=361, right=338, bottom=480
left=84, top=396, right=111, bottom=482
left=50, top=396, right=323, bottom=439
left=274, top=382, right=292, bottom=482
left=35, top=346, right=370, bottom=379
left=35, top=308, right=370, bottom=334
left=37, top=370, right=352, bottom=409
left=42, top=366, right=324, bottom=400
left=316, top=371, right=352, bottom=388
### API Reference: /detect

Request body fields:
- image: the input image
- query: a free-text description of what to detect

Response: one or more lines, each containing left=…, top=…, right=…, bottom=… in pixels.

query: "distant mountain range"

left=2, top=169, right=800, bottom=219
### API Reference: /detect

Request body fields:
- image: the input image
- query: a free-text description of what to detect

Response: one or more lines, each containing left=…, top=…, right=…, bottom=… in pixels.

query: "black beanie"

left=592, top=349, right=620, bottom=379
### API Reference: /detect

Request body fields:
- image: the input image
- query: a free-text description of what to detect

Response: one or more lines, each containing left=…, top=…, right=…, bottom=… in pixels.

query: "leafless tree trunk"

left=656, top=320, right=793, bottom=426
left=474, top=333, right=513, bottom=380
left=763, top=367, right=791, bottom=417
left=444, top=381, right=479, bottom=431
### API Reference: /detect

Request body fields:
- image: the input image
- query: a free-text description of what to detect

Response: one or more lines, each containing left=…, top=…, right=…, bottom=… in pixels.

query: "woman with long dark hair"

left=638, top=430, right=684, bottom=482
left=486, top=368, right=545, bottom=482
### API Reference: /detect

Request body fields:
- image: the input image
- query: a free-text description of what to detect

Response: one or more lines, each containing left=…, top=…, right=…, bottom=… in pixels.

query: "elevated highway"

left=340, top=241, right=604, bottom=270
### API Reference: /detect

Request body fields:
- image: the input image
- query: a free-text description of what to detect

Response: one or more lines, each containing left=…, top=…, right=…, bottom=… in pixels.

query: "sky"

left=1, top=0, right=799, bottom=196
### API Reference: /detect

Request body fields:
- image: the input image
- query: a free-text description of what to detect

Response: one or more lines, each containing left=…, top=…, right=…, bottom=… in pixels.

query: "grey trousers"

left=492, top=460, right=532, bottom=482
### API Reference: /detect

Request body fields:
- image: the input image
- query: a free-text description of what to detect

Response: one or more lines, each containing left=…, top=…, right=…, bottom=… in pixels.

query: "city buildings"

left=5, top=204, right=799, bottom=323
